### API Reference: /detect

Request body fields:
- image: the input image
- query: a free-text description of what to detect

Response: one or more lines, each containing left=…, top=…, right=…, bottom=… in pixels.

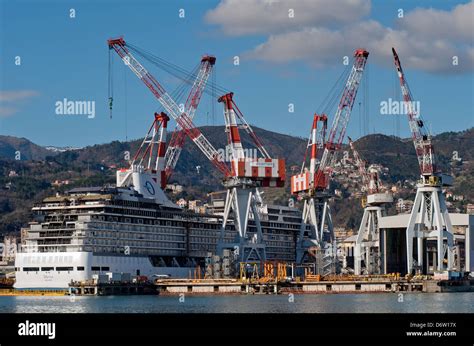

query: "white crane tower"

left=348, top=137, right=393, bottom=275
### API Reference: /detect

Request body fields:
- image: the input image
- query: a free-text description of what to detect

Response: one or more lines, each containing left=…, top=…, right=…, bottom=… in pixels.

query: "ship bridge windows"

left=41, top=267, right=54, bottom=271
left=56, top=267, right=73, bottom=272
left=91, top=266, right=100, bottom=271
left=23, top=267, right=40, bottom=272
left=77, top=266, right=85, bottom=271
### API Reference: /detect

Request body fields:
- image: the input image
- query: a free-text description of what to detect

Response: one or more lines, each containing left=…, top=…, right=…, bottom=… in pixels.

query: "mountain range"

left=0, top=127, right=472, bottom=235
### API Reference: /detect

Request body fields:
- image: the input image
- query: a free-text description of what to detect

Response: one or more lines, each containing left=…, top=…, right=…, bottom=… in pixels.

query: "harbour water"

left=0, top=293, right=473, bottom=313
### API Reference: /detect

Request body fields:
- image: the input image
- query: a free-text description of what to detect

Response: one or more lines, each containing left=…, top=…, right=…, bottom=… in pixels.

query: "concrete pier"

left=154, top=278, right=450, bottom=295
left=68, top=282, right=155, bottom=296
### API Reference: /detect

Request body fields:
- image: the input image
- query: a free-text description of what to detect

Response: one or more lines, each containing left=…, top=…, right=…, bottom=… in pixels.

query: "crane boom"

left=315, top=49, right=369, bottom=190
left=108, top=37, right=230, bottom=176
left=348, top=136, right=370, bottom=189
left=165, top=55, right=216, bottom=181
left=391, top=47, right=436, bottom=178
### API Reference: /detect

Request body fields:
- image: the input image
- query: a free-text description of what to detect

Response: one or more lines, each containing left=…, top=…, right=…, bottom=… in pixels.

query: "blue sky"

left=0, top=0, right=473, bottom=147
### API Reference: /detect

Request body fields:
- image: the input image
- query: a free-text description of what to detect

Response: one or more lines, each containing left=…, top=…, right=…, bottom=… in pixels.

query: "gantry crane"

left=391, top=48, right=455, bottom=274
left=217, top=92, right=285, bottom=262
left=348, top=137, right=393, bottom=275
left=109, top=37, right=219, bottom=203
left=291, top=114, right=327, bottom=264
left=109, top=37, right=284, bottom=264
left=291, top=49, right=369, bottom=274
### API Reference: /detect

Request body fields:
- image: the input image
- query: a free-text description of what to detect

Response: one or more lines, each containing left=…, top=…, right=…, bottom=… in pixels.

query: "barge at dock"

left=154, top=274, right=474, bottom=295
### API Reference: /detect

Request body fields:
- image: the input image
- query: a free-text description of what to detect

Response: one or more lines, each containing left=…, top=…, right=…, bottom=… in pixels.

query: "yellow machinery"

left=277, top=262, right=288, bottom=282
left=239, top=262, right=260, bottom=282
left=239, top=261, right=291, bottom=283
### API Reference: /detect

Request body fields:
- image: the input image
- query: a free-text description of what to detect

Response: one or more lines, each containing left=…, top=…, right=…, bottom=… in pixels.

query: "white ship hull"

left=14, top=252, right=192, bottom=289
left=14, top=186, right=301, bottom=289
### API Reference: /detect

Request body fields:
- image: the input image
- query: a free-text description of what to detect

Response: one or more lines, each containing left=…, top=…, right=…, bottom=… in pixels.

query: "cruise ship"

left=14, top=186, right=302, bottom=288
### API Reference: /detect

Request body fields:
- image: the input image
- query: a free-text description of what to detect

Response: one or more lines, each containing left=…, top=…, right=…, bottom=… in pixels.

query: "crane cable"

left=363, top=63, right=369, bottom=135
left=126, top=42, right=230, bottom=97
left=211, top=64, right=216, bottom=125
left=108, top=49, right=114, bottom=119
left=123, top=60, right=128, bottom=141
left=317, top=63, right=351, bottom=117
left=155, top=63, right=201, bottom=135
left=300, top=63, right=351, bottom=171
left=108, top=46, right=200, bottom=131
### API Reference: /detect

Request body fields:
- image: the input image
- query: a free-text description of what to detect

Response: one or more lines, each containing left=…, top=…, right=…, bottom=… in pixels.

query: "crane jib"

left=314, top=50, right=369, bottom=191
left=108, top=36, right=230, bottom=177
left=391, top=47, right=437, bottom=177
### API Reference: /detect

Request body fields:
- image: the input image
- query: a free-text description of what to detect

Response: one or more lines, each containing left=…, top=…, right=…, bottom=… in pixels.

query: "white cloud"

left=0, top=107, right=18, bottom=118
left=206, top=0, right=474, bottom=74
left=0, top=90, right=39, bottom=102
left=367, top=26, right=472, bottom=73
left=246, top=21, right=384, bottom=66
left=205, top=0, right=371, bottom=36
left=0, top=90, right=39, bottom=117
left=400, top=2, right=473, bottom=43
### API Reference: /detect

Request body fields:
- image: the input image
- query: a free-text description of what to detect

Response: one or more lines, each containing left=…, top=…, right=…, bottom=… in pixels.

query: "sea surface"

left=0, top=292, right=473, bottom=313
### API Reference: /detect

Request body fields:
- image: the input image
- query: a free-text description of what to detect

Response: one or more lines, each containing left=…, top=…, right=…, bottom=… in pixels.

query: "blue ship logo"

left=144, top=181, right=155, bottom=195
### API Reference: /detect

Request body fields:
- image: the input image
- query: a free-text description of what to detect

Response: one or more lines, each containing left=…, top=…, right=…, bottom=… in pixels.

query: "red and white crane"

left=348, top=137, right=393, bottom=275
left=291, top=49, right=369, bottom=272
left=108, top=37, right=228, bottom=183
left=291, top=114, right=327, bottom=264
left=217, top=92, right=285, bottom=262
left=109, top=37, right=285, bottom=263
left=391, top=48, right=454, bottom=274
